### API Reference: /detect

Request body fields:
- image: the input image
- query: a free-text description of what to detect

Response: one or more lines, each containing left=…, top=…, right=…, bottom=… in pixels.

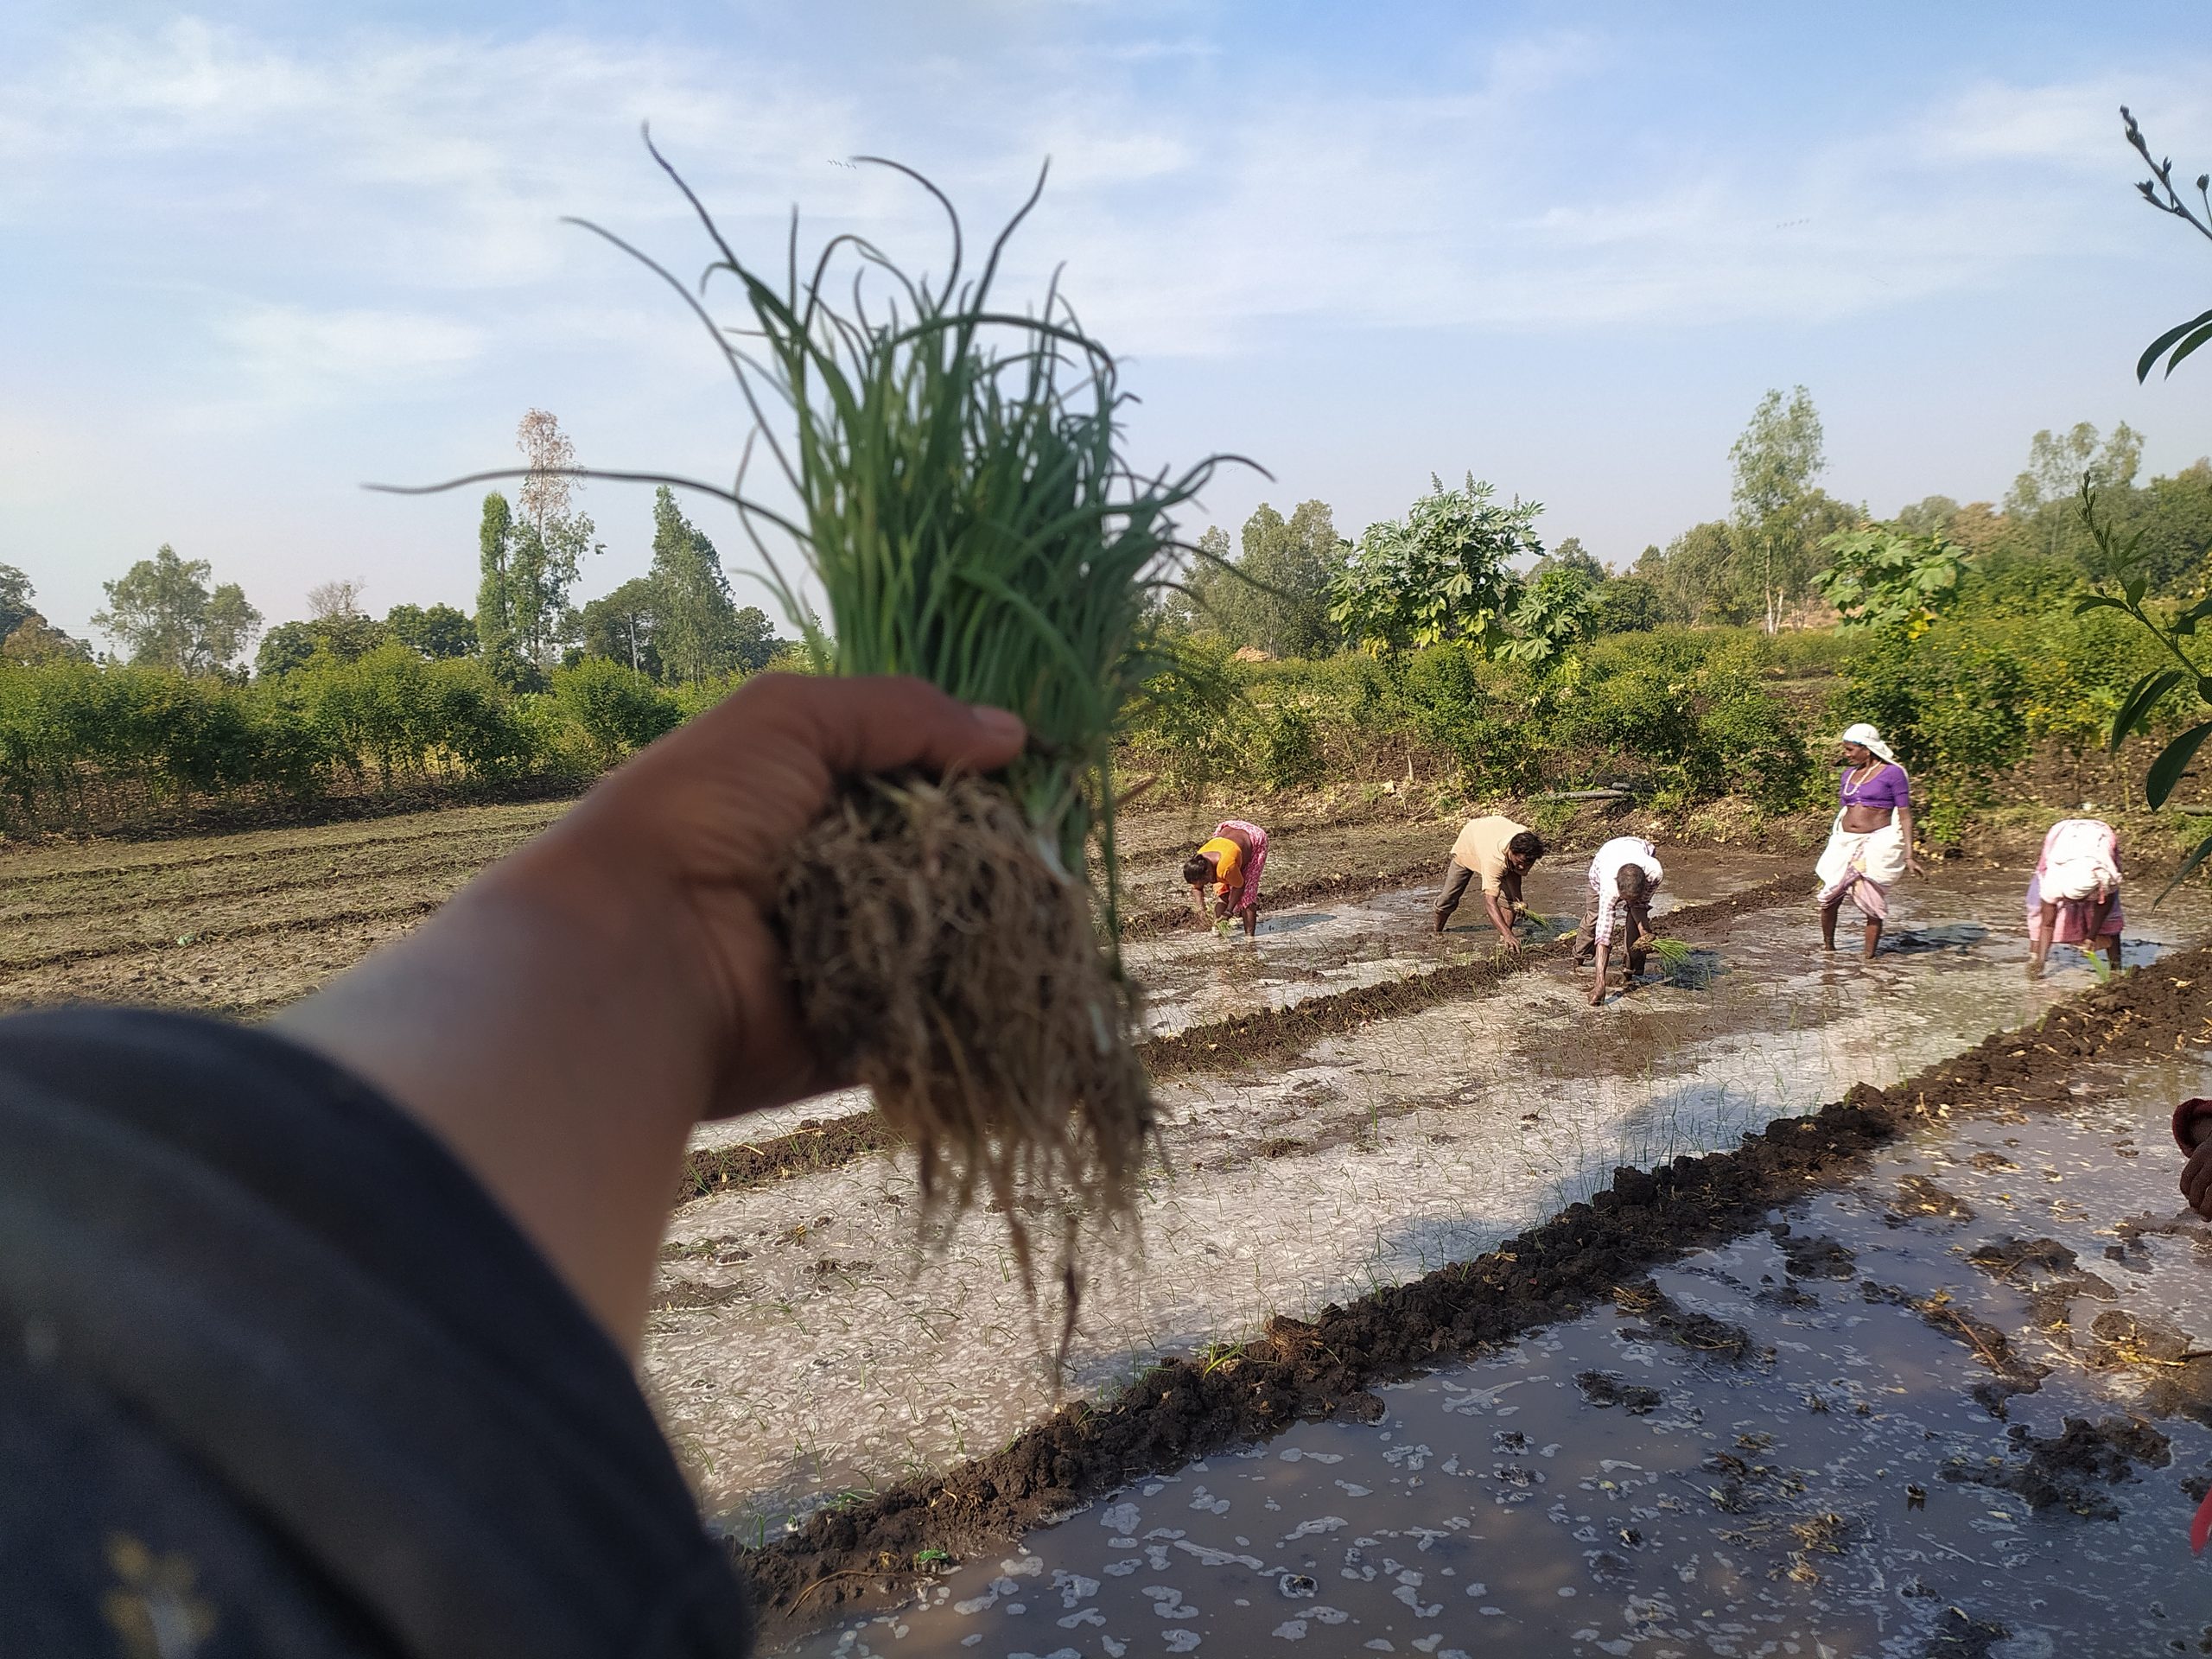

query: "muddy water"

left=1127, top=848, right=1783, bottom=1038
left=651, top=868, right=2212, bottom=1538
left=675, top=840, right=1719, bottom=1154
left=794, top=1054, right=2212, bottom=1659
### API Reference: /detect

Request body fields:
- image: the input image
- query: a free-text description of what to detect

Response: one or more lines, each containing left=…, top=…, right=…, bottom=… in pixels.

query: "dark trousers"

left=1577, top=890, right=1649, bottom=967
left=1433, top=856, right=1476, bottom=924
left=1574, top=889, right=1606, bottom=960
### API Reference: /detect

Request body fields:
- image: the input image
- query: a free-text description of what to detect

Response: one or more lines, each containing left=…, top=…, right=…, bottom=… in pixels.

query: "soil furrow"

left=0, top=805, right=562, bottom=887
left=732, top=941, right=2212, bottom=1639
left=0, top=899, right=444, bottom=974
left=0, top=842, right=527, bottom=926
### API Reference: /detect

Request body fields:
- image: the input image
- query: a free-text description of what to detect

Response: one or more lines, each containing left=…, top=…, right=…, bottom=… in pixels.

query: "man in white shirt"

left=1576, top=836, right=1663, bottom=1006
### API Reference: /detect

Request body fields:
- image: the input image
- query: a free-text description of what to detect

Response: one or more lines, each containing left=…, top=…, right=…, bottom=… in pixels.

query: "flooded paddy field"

left=14, top=795, right=2211, bottom=1656
left=658, top=867, right=2212, bottom=1547
left=763, top=950, right=2212, bottom=1656
left=799, top=1058, right=2212, bottom=1658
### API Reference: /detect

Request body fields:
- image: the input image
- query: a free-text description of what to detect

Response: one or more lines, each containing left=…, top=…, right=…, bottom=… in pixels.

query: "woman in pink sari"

left=2025, top=817, right=2122, bottom=979
left=1183, top=819, right=1268, bottom=938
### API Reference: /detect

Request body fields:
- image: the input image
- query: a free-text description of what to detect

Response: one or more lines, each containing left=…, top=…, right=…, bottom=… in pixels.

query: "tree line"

left=1160, top=388, right=2212, bottom=662
left=3, top=410, right=789, bottom=689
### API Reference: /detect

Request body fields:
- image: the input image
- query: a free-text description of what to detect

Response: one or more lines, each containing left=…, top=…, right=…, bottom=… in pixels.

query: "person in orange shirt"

left=1184, top=818, right=1268, bottom=938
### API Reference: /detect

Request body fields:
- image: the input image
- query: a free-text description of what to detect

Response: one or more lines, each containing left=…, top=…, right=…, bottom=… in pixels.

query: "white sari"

left=1815, top=813, right=1907, bottom=920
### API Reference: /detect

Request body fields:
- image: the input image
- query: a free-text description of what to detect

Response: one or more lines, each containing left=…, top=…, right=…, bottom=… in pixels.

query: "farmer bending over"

left=2026, top=817, right=2123, bottom=980
left=0, top=673, right=1032, bottom=1656
left=1433, top=814, right=1545, bottom=946
left=1185, top=817, right=1268, bottom=938
left=1576, top=835, right=1663, bottom=1007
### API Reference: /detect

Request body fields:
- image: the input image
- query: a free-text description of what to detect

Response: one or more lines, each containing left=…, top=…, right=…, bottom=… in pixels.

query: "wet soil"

left=679, top=861, right=1798, bottom=1202
left=1137, top=869, right=1800, bottom=1075
left=654, top=867, right=2209, bottom=1535
left=741, top=944, right=2212, bottom=1647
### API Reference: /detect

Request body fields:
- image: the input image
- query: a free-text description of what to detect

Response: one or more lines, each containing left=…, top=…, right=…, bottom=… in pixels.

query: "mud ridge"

left=733, top=941, right=2212, bottom=1639
left=1116, top=855, right=1445, bottom=941
left=0, top=772, right=584, bottom=851
left=0, top=843, right=529, bottom=927
left=679, top=1116, right=904, bottom=1197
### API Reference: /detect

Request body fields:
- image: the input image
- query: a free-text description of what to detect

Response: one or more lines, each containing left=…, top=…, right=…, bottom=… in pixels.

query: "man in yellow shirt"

left=1433, top=815, right=1546, bottom=944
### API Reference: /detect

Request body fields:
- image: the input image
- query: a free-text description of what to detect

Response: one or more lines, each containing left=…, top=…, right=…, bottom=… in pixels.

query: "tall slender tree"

left=647, top=486, right=737, bottom=685
left=505, top=410, right=597, bottom=666
left=1729, top=387, right=1828, bottom=635
left=476, top=492, right=518, bottom=674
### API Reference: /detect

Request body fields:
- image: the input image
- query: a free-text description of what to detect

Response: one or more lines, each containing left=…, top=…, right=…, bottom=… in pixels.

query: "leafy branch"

left=1812, top=525, right=1967, bottom=638
left=2072, top=481, right=2212, bottom=894
left=2121, top=105, right=2212, bottom=380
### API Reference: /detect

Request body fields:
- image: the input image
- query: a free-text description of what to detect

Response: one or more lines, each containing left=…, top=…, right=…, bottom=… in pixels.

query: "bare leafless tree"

left=307, top=578, right=367, bottom=620
left=516, top=409, right=578, bottom=535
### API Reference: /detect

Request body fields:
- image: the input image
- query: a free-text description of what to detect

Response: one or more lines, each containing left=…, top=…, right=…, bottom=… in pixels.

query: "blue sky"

left=5, top=1, right=2212, bottom=642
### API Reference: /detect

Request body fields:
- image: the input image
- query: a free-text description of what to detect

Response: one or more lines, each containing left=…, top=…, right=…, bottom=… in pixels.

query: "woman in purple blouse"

left=1814, top=722, right=1924, bottom=957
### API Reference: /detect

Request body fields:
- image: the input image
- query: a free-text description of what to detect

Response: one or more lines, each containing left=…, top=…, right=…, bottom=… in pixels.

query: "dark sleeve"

left=0, top=1007, right=753, bottom=1659
left=2176, top=1097, right=2212, bottom=1152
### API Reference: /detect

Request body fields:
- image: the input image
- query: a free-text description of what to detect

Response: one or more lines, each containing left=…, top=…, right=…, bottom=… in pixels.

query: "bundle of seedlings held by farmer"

left=612, top=150, right=1232, bottom=1291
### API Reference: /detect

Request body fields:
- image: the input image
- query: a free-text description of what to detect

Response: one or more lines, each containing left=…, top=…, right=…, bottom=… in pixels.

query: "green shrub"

left=1257, top=704, right=1325, bottom=792
left=1121, top=636, right=1258, bottom=795
left=550, top=658, right=683, bottom=766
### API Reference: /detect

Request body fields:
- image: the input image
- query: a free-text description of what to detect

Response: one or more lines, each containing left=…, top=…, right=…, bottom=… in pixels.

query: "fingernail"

left=971, top=705, right=1025, bottom=743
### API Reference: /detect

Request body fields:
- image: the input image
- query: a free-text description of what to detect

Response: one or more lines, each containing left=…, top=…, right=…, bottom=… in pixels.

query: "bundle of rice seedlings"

left=1645, top=936, right=1695, bottom=974
left=611, top=149, right=1235, bottom=1297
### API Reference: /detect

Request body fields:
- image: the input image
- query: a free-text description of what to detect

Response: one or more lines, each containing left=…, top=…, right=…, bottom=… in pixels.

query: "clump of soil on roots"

left=773, top=773, right=1150, bottom=1300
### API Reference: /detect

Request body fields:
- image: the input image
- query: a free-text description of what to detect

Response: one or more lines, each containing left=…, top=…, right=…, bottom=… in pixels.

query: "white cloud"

left=5, top=17, right=2212, bottom=373
left=215, top=303, right=486, bottom=391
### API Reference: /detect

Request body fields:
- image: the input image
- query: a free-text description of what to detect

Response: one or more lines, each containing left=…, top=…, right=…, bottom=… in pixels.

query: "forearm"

left=1485, top=893, right=1516, bottom=937
left=275, top=827, right=718, bottom=1359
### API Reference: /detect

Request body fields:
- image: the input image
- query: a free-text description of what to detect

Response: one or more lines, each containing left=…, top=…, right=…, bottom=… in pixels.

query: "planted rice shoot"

left=595, top=145, right=1237, bottom=1305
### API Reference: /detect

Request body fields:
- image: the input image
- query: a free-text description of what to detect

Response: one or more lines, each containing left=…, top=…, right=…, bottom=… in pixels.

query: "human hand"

left=480, top=673, right=1025, bottom=1122
left=275, top=673, right=1026, bottom=1351
left=1588, top=982, right=1606, bottom=1007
